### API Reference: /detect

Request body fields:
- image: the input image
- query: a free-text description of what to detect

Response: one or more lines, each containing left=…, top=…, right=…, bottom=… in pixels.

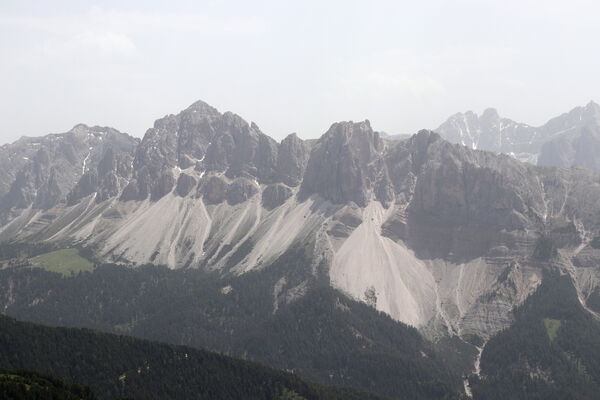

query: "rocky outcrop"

left=355, top=129, right=538, bottom=260
left=277, top=133, right=311, bottom=186
left=201, top=176, right=229, bottom=204
left=327, top=206, right=363, bottom=239
left=175, top=173, right=197, bottom=197
left=538, top=125, right=600, bottom=170
left=4, top=99, right=600, bottom=345
left=435, top=108, right=534, bottom=156
left=262, top=184, right=293, bottom=210
left=69, top=148, right=134, bottom=204
left=151, top=171, right=176, bottom=200
left=226, top=179, right=258, bottom=205
left=299, top=120, right=392, bottom=207
left=125, top=101, right=283, bottom=201
left=0, top=125, right=137, bottom=216
left=435, top=101, right=600, bottom=170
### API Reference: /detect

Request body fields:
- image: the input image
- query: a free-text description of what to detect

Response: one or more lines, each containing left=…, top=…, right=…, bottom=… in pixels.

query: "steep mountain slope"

left=0, top=370, right=98, bottom=400
left=471, top=271, right=600, bottom=399
left=0, top=124, right=138, bottom=230
left=0, top=315, right=388, bottom=400
left=1, top=100, right=600, bottom=379
left=0, top=252, right=465, bottom=399
left=435, top=101, right=600, bottom=169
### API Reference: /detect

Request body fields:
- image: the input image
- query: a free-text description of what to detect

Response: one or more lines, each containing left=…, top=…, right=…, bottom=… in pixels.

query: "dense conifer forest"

left=0, top=245, right=463, bottom=399
left=0, top=315, right=390, bottom=400
left=470, top=272, right=600, bottom=399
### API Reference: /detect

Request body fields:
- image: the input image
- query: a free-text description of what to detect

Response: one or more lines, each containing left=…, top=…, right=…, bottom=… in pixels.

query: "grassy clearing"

left=543, top=318, right=562, bottom=342
left=30, top=248, right=94, bottom=276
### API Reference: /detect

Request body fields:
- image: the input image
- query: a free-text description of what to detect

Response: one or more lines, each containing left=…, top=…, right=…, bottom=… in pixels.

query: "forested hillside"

left=0, top=250, right=464, bottom=399
left=471, top=272, right=600, bottom=399
left=0, top=369, right=98, bottom=400
left=0, top=315, right=388, bottom=400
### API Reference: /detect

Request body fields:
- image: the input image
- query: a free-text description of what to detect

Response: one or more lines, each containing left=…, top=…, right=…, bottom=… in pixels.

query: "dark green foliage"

left=0, top=369, right=98, bottom=400
left=471, top=272, right=600, bottom=399
left=0, top=242, right=52, bottom=263
left=0, top=315, right=386, bottom=400
left=532, top=236, right=557, bottom=261
left=0, top=247, right=463, bottom=399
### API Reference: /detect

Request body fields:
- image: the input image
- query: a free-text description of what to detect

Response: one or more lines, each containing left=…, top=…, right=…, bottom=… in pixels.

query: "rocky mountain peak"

left=0, top=124, right=137, bottom=221
left=4, top=100, right=600, bottom=351
left=185, top=99, right=221, bottom=117
left=481, top=107, right=500, bottom=121
left=585, top=100, right=599, bottom=110
left=277, top=132, right=311, bottom=187
left=579, top=100, right=600, bottom=123
left=124, top=101, right=283, bottom=201
left=436, top=101, right=600, bottom=170
left=299, top=120, right=389, bottom=207
left=409, top=129, right=442, bottom=145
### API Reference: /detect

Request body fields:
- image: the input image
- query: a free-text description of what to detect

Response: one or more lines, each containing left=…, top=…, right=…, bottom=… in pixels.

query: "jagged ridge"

left=1, top=100, right=600, bottom=345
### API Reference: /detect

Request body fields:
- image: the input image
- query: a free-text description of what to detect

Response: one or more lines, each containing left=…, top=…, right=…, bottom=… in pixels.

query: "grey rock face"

left=435, top=108, right=534, bottom=155
left=151, top=171, right=176, bottom=200
left=327, top=206, right=363, bottom=239
left=4, top=99, right=600, bottom=347
left=357, top=129, right=600, bottom=260
left=402, top=134, right=537, bottom=259
left=277, top=133, right=311, bottom=186
left=262, top=184, right=293, bottom=210
left=68, top=171, right=98, bottom=204
left=127, top=101, right=284, bottom=201
left=299, top=120, right=392, bottom=207
left=435, top=101, right=600, bottom=170
left=226, top=179, right=258, bottom=205
left=69, top=148, right=134, bottom=204
left=201, top=176, right=229, bottom=204
left=538, top=125, right=600, bottom=170
left=119, top=180, right=141, bottom=202
left=0, top=125, right=137, bottom=219
left=175, top=173, right=197, bottom=197
left=198, top=176, right=258, bottom=206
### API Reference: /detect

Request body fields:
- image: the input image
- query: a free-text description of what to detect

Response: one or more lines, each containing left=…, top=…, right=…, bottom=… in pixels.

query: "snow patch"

left=82, top=151, right=91, bottom=174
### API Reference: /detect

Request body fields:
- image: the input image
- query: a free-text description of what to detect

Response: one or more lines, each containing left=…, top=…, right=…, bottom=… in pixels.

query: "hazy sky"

left=1, top=1, right=599, bottom=143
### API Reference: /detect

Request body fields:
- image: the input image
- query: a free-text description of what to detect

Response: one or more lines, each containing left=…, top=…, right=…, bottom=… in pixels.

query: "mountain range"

left=435, top=101, right=600, bottom=169
left=1, top=100, right=600, bottom=398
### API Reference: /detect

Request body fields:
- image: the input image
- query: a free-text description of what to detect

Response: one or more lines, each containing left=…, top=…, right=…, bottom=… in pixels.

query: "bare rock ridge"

left=2, top=99, right=600, bottom=345
left=435, top=100, right=600, bottom=170
left=299, top=120, right=392, bottom=207
left=0, top=125, right=137, bottom=224
left=120, top=100, right=310, bottom=202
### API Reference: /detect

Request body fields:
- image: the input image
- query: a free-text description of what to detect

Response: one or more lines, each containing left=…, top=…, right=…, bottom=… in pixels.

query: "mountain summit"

left=1, top=100, right=600, bottom=342
left=435, top=101, right=600, bottom=169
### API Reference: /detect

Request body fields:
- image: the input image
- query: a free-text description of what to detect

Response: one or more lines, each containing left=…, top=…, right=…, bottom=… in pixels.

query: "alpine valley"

left=2, top=100, right=600, bottom=399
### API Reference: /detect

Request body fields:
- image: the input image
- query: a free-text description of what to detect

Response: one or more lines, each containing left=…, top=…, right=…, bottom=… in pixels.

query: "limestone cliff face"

left=299, top=120, right=392, bottom=207
left=435, top=101, right=600, bottom=170
left=0, top=124, right=137, bottom=223
left=277, top=133, right=311, bottom=187
left=122, top=101, right=310, bottom=202
left=2, top=100, right=600, bottom=344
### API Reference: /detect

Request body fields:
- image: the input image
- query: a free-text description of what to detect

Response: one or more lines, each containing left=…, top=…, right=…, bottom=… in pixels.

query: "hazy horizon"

left=2, top=1, right=599, bottom=143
